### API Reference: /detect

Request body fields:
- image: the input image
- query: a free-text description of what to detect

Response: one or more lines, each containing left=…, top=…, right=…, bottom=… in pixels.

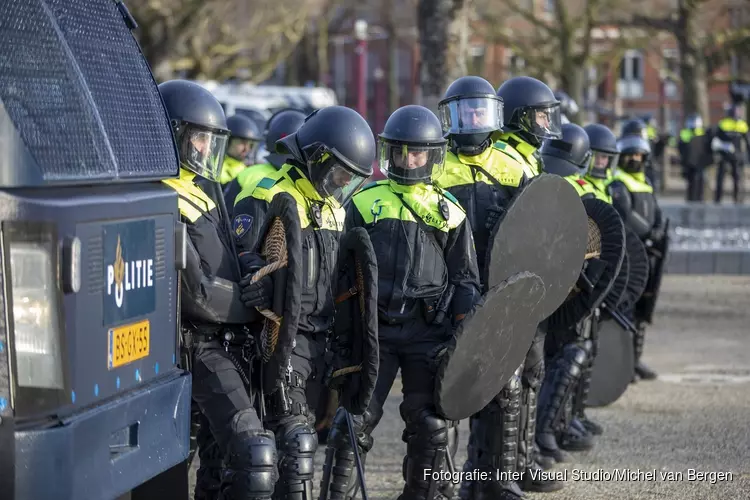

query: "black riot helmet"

left=379, top=105, right=448, bottom=185
left=617, top=133, right=651, bottom=174
left=276, top=106, right=375, bottom=206
left=496, top=76, right=562, bottom=147
left=159, top=79, right=229, bottom=182
left=226, top=114, right=263, bottom=165
left=264, top=108, right=307, bottom=168
left=621, top=118, right=648, bottom=140
left=438, top=76, right=504, bottom=156
left=584, top=123, right=619, bottom=179
left=541, top=123, right=592, bottom=177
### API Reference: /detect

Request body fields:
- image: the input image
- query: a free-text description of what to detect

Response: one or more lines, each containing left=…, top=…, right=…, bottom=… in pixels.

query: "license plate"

left=108, top=319, right=150, bottom=370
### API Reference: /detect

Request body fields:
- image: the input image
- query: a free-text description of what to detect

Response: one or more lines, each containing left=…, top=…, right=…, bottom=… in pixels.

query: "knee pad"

left=407, top=409, right=450, bottom=450
left=222, top=429, right=277, bottom=500
left=278, top=421, right=318, bottom=481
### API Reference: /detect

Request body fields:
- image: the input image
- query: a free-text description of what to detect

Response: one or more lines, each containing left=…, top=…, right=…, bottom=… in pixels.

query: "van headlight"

left=7, top=235, right=64, bottom=390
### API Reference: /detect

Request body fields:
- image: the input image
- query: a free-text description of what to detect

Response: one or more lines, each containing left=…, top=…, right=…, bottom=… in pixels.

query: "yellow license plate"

left=108, top=319, right=150, bottom=370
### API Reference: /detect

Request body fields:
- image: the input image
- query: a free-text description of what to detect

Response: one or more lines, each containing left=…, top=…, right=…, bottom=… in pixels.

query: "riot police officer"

left=583, top=123, right=619, bottom=202
left=219, top=113, right=263, bottom=186
left=713, top=105, right=749, bottom=203
left=318, top=104, right=480, bottom=500
left=159, top=80, right=277, bottom=500
left=431, top=76, right=561, bottom=498
left=536, top=124, right=603, bottom=461
left=608, top=133, right=664, bottom=381
left=224, top=108, right=307, bottom=215
left=233, top=105, right=376, bottom=500
left=679, top=114, right=710, bottom=202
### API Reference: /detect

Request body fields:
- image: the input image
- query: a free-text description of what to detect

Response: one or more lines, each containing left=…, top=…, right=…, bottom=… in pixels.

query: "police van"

left=0, top=1, right=190, bottom=499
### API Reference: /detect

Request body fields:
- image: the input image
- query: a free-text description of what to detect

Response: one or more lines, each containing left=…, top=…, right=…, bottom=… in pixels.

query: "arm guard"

left=181, top=236, right=259, bottom=324
left=609, top=181, right=652, bottom=239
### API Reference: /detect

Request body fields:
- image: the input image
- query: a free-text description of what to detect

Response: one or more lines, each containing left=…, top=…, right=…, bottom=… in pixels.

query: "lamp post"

left=354, top=19, right=368, bottom=119
left=374, top=66, right=385, bottom=132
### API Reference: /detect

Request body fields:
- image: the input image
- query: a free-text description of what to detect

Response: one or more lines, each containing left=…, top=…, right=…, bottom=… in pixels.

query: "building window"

left=509, top=54, right=526, bottom=78
left=617, top=49, right=644, bottom=99
left=662, top=48, right=679, bottom=99
left=468, top=45, right=486, bottom=75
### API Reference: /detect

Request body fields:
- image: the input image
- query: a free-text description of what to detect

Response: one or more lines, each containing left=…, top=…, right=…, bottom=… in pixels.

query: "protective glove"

left=239, top=273, right=274, bottom=309
left=238, top=251, right=267, bottom=276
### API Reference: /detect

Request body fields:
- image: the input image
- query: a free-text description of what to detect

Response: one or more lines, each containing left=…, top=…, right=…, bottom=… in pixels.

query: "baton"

left=345, top=410, right=369, bottom=500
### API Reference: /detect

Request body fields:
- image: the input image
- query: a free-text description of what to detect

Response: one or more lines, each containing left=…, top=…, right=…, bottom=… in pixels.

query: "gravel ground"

left=190, top=275, right=750, bottom=499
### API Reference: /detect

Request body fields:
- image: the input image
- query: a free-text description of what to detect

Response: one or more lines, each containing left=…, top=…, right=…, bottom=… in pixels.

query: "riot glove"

left=239, top=272, right=274, bottom=309
left=238, top=251, right=267, bottom=275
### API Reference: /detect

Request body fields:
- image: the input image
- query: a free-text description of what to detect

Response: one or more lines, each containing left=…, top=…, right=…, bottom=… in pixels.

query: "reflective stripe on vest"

left=235, top=163, right=344, bottom=231
left=613, top=170, right=653, bottom=194
left=352, top=180, right=465, bottom=232
left=436, top=149, right=524, bottom=189
left=163, top=168, right=217, bottom=223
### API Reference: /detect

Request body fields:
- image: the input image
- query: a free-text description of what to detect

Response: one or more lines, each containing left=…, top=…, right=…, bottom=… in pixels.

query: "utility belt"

left=180, top=323, right=258, bottom=372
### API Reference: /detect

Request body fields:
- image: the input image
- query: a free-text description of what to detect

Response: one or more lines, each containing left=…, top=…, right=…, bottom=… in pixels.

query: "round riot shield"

left=619, top=228, right=650, bottom=313
left=587, top=318, right=635, bottom=407
left=547, top=199, right=625, bottom=329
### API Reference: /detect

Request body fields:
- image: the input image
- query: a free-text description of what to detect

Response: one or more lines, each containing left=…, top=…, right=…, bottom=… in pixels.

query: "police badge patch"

left=233, top=214, right=253, bottom=238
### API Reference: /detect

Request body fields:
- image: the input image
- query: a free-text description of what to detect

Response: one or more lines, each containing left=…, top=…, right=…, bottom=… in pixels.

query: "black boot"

left=318, top=408, right=374, bottom=500
left=559, top=419, right=595, bottom=451
left=471, top=368, right=525, bottom=499
left=571, top=325, right=603, bottom=436
left=518, top=376, right=563, bottom=493
left=536, top=344, right=585, bottom=464
left=634, top=324, right=657, bottom=380
left=533, top=443, right=556, bottom=470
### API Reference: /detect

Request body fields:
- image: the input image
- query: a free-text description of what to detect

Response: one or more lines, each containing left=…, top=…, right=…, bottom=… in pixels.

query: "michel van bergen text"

left=424, top=468, right=733, bottom=484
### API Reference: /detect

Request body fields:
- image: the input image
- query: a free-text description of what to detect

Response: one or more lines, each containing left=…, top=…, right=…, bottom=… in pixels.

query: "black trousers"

left=715, top=154, right=744, bottom=203
left=191, top=339, right=265, bottom=500
left=685, top=166, right=706, bottom=202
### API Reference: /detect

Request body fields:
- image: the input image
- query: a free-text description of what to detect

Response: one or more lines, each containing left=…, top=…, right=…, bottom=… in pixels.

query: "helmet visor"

left=379, top=141, right=447, bottom=184
left=588, top=150, right=618, bottom=178
left=316, top=161, right=368, bottom=207
left=514, top=104, right=563, bottom=140
left=181, top=127, right=229, bottom=182
left=438, top=96, right=504, bottom=135
left=617, top=135, right=651, bottom=155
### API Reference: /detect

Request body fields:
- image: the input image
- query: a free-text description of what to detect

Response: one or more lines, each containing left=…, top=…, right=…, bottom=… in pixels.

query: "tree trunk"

left=558, top=67, right=586, bottom=124
left=417, top=0, right=466, bottom=112
left=383, top=0, right=401, bottom=111
left=317, top=17, right=330, bottom=86
left=676, top=1, right=710, bottom=120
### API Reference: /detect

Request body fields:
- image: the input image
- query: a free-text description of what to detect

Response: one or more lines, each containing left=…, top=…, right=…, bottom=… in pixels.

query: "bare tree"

left=129, top=0, right=312, bottom=82
left=472, top=0, right=654, bottom=123
left=618, top=0, right=750, bottom=120
left=417, top=0, right=469, bottom=111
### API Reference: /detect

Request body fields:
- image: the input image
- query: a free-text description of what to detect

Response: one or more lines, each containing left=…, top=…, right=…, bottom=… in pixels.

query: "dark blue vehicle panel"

left=15, top=369, right=191, bottom=500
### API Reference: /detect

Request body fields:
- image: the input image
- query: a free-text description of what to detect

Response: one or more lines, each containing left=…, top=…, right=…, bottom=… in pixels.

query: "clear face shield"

left=438, top=96, right=504, bottom=135
left=515, top=104, right=563, bottom=140
left=379, top=140, right=447, bottom=185
left=311, top=152, right=369, bottom=207
left=179, top=125, right=229, bottom=182
left=228, top=137, right=261, bottom=165
left=588, top=150, right=618, bottom=179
